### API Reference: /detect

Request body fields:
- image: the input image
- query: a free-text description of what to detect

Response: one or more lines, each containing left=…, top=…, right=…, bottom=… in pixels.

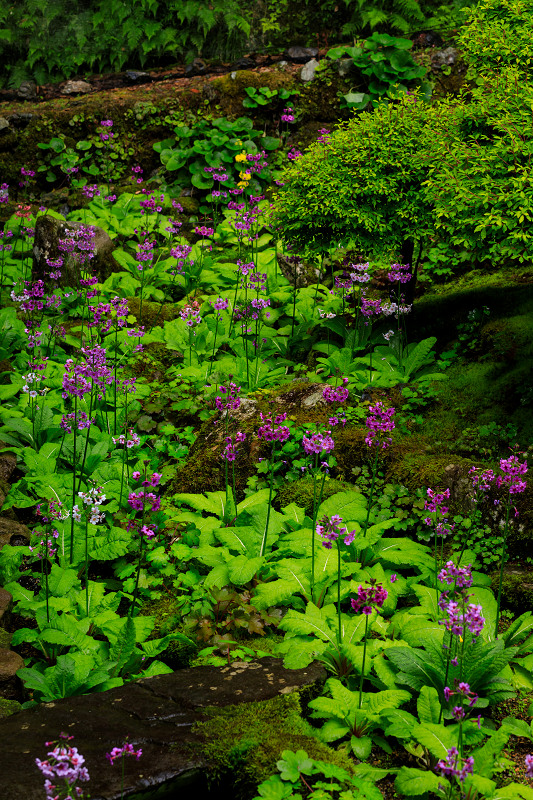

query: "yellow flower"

left=235, top=152, right=247, bottom=163
left=239, top=172, right=251, bottom=180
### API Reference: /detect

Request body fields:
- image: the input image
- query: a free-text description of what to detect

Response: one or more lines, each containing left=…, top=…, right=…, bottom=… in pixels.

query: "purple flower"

left=222, top=431, right=246, bottom=462
left=365, top=402, right=395, bottom=449
left=388, top=262, right=412, bottom=283
left=215, top=383, right=241, bottom=411
left=525, top=754, right=533, bottom=776
left=322, top=378, right=349, bottom=404
left=36, top=739, right=90, bottom=799
left=438, top=561, right=473, bottom=588
left=390, top=574, right=397, bottom=583
left=497, top=454, right=527, bottom=494
left=316, top=514, right=355, bottom=549
left=302, top=430, right=334, bottom=456
left=106, top=742, right=142, bottom=765
left=257, top=412, right=290, bottom=443
left=436, top=748, right=474, bottom=784
left=351, top=582, right=388, bottom=614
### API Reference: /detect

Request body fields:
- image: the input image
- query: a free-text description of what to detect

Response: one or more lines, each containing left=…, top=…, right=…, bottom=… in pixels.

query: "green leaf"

left=412, top=722, right=458, bottom=758
left=395, top=767, right=444, bottom=796
left=417, top=685, right=441, bottom=725
left=351, top=734, right=372, bottom=759
left=228, top=555, right=264, bottom=585
left=276, top=749, right=314, bottom=782
left=109, top=616, right=137, bottom=675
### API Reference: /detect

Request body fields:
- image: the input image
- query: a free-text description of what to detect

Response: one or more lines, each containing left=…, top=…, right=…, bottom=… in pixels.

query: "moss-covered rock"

left=193, top=692, right=353, bottom=800
left=490, top=567, right=533, bottom=615
left=276, top=476, right=356, bottom=514
left=0, top=698, right=22, bottom=720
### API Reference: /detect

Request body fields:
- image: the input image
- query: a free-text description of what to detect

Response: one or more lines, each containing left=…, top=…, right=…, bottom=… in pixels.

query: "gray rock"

left=32, top=216, right=121, bottom=287
left=0, top=518, right=30, bottom=552
left=284, top=46, right=318, bottom=63
left=337, top=58, right=354, bottom=77
left=0, top=588, right=12, bottom=627
left=0, top=649, right=23, bottom=684
left=0, top=657, right=324, bottom=800
left=185, top=58, right=207, bottom=77
left=0, top=118, right=9, bottom=134
left=431, top=47, right=458, bottom=71
left=0, top=452, right=16, bottom=483
left=300, top=58, right=319, bottom=83
left=125, top=70, right=151, bottom=83
left=16, top=81, right=37, bottom=100
left=61, top=80, right=93, bottom=95
left=6, top=112, right=39, bottom=128
left=231, top=57, right=256, bottom=70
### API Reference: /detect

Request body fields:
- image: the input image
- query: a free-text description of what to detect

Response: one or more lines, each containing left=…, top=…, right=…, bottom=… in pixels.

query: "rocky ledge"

left=0, top=657, right=325, bottom=800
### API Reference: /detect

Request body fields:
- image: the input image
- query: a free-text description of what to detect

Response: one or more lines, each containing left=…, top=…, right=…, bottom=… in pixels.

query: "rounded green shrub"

left=272, top=94, right=456, bottom=260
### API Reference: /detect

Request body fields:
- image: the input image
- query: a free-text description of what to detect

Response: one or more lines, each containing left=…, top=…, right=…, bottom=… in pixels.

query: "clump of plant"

left=326, top=33, right=429, bottom=111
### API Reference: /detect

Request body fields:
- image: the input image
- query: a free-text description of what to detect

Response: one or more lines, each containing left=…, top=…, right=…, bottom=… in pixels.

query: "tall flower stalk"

left=127, top=469, right=162, bottom=616
left=351, top=582, right=388, bottom=708
left=302, top=426, right=335, bottom=599
left=493, top=453, right=527, bottom=636
left=106, top=741, right=142, bottom=800
left=317, top=515, right=355, bottom=641
left=257, top=412, right=290, bottom=556
left=424, top=487, right=455, bottom=615
left=361, top=403, right=395, bottom=554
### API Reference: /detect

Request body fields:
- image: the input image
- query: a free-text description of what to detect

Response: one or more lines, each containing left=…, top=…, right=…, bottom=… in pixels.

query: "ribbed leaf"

left=413, top=722, right=458, bottom=758
left=395, top=767, right=444, bottom=796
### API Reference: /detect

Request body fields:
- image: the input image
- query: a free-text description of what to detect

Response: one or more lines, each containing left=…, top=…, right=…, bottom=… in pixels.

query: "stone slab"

left=0, top=657, right=324, bottom=800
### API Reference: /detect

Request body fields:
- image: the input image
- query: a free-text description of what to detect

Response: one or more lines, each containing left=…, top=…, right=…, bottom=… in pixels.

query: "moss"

left=388, top=451, right=476, bottom=491
left=193, top=692, right=353, bottom=799
left=139, top=595, right=198, bottom=669
left=275, top=476, right=355, bottom=514
left=490, top=569, right=533, bottom=615
left=0, top=697, right=22, bottom=719
left=127, top=297, right=181, bottom=329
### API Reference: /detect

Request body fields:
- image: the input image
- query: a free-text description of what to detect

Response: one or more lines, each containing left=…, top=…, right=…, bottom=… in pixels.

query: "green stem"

left=260, top=442, right=276, bottom=557
left=358, top=615, right=369, bottom=709
left=85, top=519, right=89, bottom=616
left=337, top=539, right=342, bottom=645
left=70, top=396, right=78, bottom=563
left=495, top=495, right=512, bottom=637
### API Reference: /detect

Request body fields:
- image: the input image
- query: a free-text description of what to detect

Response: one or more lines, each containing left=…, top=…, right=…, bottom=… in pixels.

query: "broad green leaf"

left=395, top=767, right=444, bottom=795
left=417, top=685, right=441, bottom=725
left=412, top=722, right=458, bottom=758
left=228, top=555, right=264, bottom=585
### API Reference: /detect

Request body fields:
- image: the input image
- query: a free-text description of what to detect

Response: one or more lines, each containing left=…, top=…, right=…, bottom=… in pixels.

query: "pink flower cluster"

left=106, top=741, right=142, bottom=765
left=215, top=383, right=241, bottom=411
left=36, top=736, right=90, bottom=799
left=316, top=514, right=355, bottom=549
left=257, top=412, right=290, bottom=443
left=351, top=582, right=388, bottom=615
left=302, top=430, right=334, bottom=456
left=388, top=262, right=412, bottom=283
left=424, top=487, right=455, bottom=538
left=222, top=431, right=246, bottom=462
left=436, top=747, right=474, bottom=785
left=365, top=402, right=395, bottom=449
left=112, top=429, right=141, bottom=448
left=322, top=378, right=349, bottom=404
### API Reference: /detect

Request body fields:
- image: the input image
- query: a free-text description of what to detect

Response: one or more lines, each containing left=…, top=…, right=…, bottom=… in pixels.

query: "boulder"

left=0, top=518, right=30, bottom=552
left=61, top=80, right=93, bottom=95
left=300, top=58, right=319, bottom=83
left=284, top=46, right=318, bottom=63
left=32, top=216, right=121, bottom=287
left=0, top=657, right=324, bottom=800
left=0, top=588, right=12, bottom=626
left=16, top=81, right=37, bottom=100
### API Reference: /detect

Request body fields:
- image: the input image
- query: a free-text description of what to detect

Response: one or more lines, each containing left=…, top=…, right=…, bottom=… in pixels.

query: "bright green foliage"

left=423, top=71, right=533, bottom=271
left=273, top=95, right=456, bottom=258
left=327, top=33, right=428, bottom=110
left=253, top=747, right=383, bottom=800
left=458, top=0, right=533, bottom=78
